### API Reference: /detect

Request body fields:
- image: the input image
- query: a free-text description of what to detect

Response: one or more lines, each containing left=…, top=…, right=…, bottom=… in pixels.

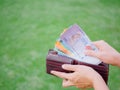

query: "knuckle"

left=68, top=76, right=74, bottom=81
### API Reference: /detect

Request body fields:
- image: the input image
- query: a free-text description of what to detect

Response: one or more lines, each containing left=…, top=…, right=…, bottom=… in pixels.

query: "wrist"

left=114, top=53, right=120, bottom=67
left=89, top=70, right=102, bottom=87
left=92, top=73, right=102, bottom=86
left=92, top=74, right=109, bottom=90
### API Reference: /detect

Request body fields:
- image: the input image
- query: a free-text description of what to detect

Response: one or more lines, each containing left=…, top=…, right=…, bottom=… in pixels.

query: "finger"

left=62, top=64, right=79, bottom=71
left=84, top=50, right=101, bottom=58
left=62, top=79, right=74, bottom=87
left=51, top=71, right=69, bottom=79
left=92, top=40, right=105, bottom=48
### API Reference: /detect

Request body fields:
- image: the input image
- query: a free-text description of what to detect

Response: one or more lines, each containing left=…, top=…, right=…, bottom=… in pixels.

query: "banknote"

left=54, top=24, right=101, bottom=65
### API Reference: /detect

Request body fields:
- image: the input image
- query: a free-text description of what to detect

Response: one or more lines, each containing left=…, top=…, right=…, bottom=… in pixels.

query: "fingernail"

left=62, top=64, right=68, bottom=69
left=62, top=65, right=65, bottom=68
left=50, top=71, right=54, bottom=73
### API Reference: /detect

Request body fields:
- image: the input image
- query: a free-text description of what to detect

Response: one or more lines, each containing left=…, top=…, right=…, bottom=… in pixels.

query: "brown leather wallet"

left=46, top=49, right=109, bottom=83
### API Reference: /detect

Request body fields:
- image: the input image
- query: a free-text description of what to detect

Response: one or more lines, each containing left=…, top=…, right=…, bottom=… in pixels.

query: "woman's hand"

left=51, top=64, right=108, bottom=89
left=85, top=40, right=120, bottom=67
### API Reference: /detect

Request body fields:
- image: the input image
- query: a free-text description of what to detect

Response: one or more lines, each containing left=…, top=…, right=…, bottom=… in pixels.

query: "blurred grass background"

left=0, top=0, right=120, bottom=90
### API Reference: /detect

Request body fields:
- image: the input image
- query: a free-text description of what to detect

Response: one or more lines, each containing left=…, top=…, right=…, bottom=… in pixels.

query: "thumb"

left=62, top=64, right=79, bottom=71
left=85, top=50, right=101, bottom=59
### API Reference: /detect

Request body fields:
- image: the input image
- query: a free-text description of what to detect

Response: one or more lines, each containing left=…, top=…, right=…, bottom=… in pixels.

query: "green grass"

left=0, top=0, right=120, bottom=90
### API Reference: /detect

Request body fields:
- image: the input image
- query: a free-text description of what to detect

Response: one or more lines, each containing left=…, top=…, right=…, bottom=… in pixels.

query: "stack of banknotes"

left=54, top=24, right=101, bottom=65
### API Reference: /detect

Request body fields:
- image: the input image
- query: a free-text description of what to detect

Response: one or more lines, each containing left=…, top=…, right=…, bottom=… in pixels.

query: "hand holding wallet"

left=46, top=24, right=109, bottom=84
left=46, top=49, right=109, bottom=84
